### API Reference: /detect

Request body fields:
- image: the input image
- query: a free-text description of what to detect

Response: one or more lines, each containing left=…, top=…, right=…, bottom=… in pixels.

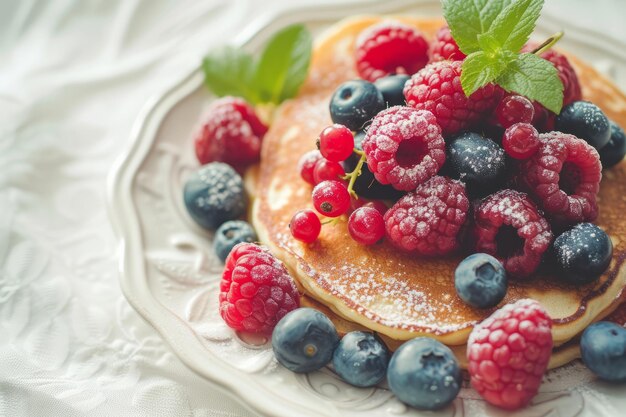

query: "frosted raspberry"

left=428, top=25, right=466, bottom=62
left=195, top=97, right=268, bottom=167
left=384, top=176, right=469, bottom=255
left=355, top=21, right=429, bottom=82
left=404, top=61, right=502, bottom=135
left=467, top=299, right=553, bottom=410
left=220, top=243, right=300, bottom=333
left=362, top=106, right=445, bottom=191
left=474, top=190, right=553, bottom=278
left=519, top=132, right=601, bottom=225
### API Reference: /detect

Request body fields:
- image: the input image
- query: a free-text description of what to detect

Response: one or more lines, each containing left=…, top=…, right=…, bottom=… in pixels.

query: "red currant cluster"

left=290, top=124, right=386, bottom=246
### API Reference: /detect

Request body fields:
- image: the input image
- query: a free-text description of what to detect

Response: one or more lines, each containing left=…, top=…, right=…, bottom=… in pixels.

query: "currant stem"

left=531, top=31, right=564, bottom=55
left=345, top=149, right=367, bottom=200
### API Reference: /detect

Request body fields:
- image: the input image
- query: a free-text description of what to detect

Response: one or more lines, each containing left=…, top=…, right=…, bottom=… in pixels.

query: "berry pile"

left=288, top=20, right=621, bottom=285
left=181, top=14, right=626, bottom=414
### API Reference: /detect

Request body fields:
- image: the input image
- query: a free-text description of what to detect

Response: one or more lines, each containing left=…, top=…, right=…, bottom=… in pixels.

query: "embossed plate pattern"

left=108, top=1, right=626, bottom=416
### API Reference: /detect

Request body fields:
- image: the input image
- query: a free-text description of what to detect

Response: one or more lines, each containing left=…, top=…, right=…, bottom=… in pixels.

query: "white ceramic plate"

left=107, top=1, right=626, bottom=416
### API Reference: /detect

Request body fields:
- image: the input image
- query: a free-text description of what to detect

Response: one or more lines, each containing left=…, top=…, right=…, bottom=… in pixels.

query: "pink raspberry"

left=384, top=176, right=469, bottom=255
left=361, top=106, right=445, bottom=191
left=404, top=60, right=502, bottom=135
left=428, top=25, right=466, bottom=62
left=467, top=299, right=553, bottom=410
left=519, top=132, right=602, bottom=225
left=195, top=97, right=268, bottom=167
left=355, top=21, right=429, bottom=82
left=220, top=243, right=300, bottom=334
left=474, top=190, right=553, bottom=278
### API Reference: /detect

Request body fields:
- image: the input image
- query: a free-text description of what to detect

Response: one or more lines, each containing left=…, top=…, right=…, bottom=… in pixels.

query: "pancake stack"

left=248, top=16, right=626, bottom=368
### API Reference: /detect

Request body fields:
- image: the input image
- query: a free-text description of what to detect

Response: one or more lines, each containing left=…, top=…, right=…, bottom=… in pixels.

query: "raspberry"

left=467, top=299, right=553, bottom=410
left=474, top=190, right=553, bottom=278
left=220, top=243, right=300, bottom=333
left=355, top=21, right=429, bottom=82
left=404, top=61, right=502, bottom=135
left=195, top=97, right=268, bottom=167
left=428, top=25, right=466, bottom=62
left=362, top=106, right=445, bottom=191
left=519, top=132, right=602, bottom=225
left=384, top=176, right=469, bottom=255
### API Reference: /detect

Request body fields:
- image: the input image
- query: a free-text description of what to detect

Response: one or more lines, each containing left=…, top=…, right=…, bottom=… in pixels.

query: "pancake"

left=250, top=16, right=626, bottom=350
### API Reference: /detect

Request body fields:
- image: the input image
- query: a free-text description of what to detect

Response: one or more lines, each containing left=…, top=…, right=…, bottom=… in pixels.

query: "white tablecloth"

left=1, top=1, right=625, bottom=416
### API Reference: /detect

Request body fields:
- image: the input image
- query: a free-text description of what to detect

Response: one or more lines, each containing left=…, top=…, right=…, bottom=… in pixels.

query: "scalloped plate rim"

left=106, top=2, right=626, bottom=417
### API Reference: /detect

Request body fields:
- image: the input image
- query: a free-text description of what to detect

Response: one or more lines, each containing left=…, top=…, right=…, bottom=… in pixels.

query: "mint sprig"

left=202, top=24, right=312, bottom=105
left=444, top=0, right=564, bottom=114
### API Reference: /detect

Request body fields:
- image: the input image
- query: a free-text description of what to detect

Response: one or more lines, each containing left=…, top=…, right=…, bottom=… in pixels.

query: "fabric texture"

left=0, top=0, right=624, bottom=416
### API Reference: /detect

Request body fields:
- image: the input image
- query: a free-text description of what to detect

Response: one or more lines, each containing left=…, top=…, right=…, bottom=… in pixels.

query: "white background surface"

left=1, top=1, right=625, bottom=416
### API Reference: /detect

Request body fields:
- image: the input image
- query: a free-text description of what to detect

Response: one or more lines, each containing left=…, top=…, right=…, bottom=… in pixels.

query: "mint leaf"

left=486, top=0, right=543, bottom=53
left=496, top=53, right=563, bottom=113
left=442, top=0, right=512, bottom=54
left=254, top=24, right=312, bottom=103
left=461, top=51, right=511, bottom=95
left=202, top=47, right=259, bottom=103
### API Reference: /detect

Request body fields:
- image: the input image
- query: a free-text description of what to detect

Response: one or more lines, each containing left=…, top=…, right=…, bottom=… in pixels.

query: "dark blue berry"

left=553, top=222, right=613, bottom=285
left=272, top=308, right=339, bottom=373
left=332, top=331, right=390, bottom=387
left=387, top=338, right=461, bottom=410
left=183, top=162, right=245, bottom=230
left=454, top=253, right=507, bottom=309
left=599, top=121, right=626, bottom=169
left=581, top=321, right=626, bottom=382
left=446, top=132, right=506, bottom=197
left=374, top=74, right=410, bottom=107
left=329, top=80, right=385, bottom=131
left=214, top=220, right=257, bottom=263
left=555, top=101, right=611, bottom=150
left=343, top=130, right=404, bottom=200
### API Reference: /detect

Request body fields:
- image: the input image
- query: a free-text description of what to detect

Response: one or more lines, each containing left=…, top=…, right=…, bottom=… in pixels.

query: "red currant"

left=502, top=123, right=540, bottom=159
left=350, top=197, right=389, bottom=215
left=289, top=209, right=321, bottom=243
left=313, top=158, right=345, bottom=184
left=318, top=124, right=355, bottom=162
left=312, top=180, right=350, bottom=217
left=363, top=200, right=388, bottom=215
left=298, top=150, right=323, bottom=185
left=496, top=95, right=535, bottom=128
left=348, top=207, right=385, bottom=245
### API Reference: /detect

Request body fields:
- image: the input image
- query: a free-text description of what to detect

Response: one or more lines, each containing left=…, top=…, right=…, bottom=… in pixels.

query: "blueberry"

left=330, top=80, right=385, bottom=131
left=454, top=253, right=507, bottom=309
left=387, top=338, right=461, bottom=410
left=343, top=130, right=404, bottom=200
left=214, top=220, right=257, bottom=262
left=581, top=321, right=626, bottom=382
left=183, top=162, right=245, bottom=230
left=272, top=308, right=339, bottom=373
left=555, top=101, right=611, bottom=150
left=599, top=121, right=626, bottom=169
left=374, top=74, right=410, bottom=107
left=332, top=331, right=390, bottom=387
left=446, top=132, right=506, bottom=197
left=552, top=222, right=613, bottom=285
